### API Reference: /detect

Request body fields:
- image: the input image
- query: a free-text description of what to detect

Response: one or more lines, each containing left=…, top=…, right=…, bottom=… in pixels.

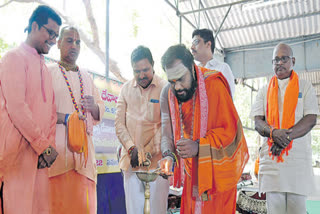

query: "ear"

left=206, top=41, right=211, bottom=49
left=292, top=57, right=295, bottom=66
left=31, top=21, right=38, bottom=33
left=57, top=39, right=61, bottom=49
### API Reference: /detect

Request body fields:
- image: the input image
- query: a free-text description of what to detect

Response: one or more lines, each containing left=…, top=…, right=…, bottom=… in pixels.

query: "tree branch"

left=10, top=0, right=127, bottom=82
left=0, top=0, right=13, bottom=9
left=82, top=0, right=99, bottom=47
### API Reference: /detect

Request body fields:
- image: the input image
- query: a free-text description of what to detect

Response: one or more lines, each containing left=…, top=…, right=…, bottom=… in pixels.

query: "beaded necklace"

left=58, top=62, right=85, bottom=116
left=178, top=93, right=195, bottom=140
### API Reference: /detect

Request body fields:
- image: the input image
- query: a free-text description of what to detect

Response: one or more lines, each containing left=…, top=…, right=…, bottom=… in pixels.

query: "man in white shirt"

left=191, top=28, right=235, bottom=97
left=250, top=43, right=319, bottom=214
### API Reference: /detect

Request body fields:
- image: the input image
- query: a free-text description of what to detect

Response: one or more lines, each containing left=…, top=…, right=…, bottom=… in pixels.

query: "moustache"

left=138, top=77, right=148, bottom=81
left=175, top=89, right=187, bottom=94
left=276, top=66, right=285, bottom=71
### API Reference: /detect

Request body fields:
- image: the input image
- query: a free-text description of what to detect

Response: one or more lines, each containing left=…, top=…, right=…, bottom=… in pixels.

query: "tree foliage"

left=2, top=0, right=127, bottom=82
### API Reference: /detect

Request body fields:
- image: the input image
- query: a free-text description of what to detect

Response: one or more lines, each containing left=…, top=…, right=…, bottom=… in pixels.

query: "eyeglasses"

left=272, top=56, right=293, bottom=64
left=192, top=39, right=200, bottom=46
left=42, top=25, right=58, bottom=40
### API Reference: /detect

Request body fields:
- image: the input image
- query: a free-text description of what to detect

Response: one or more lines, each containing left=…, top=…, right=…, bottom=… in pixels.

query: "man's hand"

left=176, top=138, right=198, bottom=159
left=130, top=147, right=139, bottom=168
left=159, top=156, right=174, bottom=178
left=37, top=155, right=47, bottom=169
left=272, top=129, right=292, bottom=149
left=81, top=95, right=99, bottom=120
left=41, top=146, right=59, bottom=168
left=270, top=144, right=283, bottom=156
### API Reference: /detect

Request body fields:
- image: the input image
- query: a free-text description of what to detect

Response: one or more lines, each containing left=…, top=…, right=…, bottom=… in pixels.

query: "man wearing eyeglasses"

left=191, top=28, right=235, bottom=97
left=0, top=5, right=61, bottom=214
left=250, top=43, right=319, bottom=214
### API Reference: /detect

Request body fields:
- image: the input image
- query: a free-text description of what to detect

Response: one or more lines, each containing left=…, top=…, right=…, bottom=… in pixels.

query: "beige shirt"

left=115, top=74, right=167, bottom=171
left=250, top=76, right=319, bottom=195
left=47, top=63, right=105, bottom=183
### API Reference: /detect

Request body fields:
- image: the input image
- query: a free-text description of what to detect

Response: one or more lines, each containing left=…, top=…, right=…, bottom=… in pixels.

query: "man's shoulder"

left=47, top=63, right=58, bottom=71
left=121, top=78, right=134, bottom=90
left=202, top=69, right=221, bottom=80
left=1, top=46, right=24, bottom=62
left=78, top=67, right=92, bottom=78
left=154, top=74, right=167, bottom=88
left=208, top=58, right=231, bottom=70
left=298, top=78, right=312, bottom=88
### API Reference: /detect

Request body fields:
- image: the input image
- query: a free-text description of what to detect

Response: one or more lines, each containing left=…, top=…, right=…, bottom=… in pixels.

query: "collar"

left=204, top=57, right=217, bottom=67
left=21, top=42, right=43, bottom=59
left=133, top=74, right=158, bottom=88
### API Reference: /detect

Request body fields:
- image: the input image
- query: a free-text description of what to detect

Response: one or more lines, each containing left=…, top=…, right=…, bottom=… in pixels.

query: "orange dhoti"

left=49, top=170, right=96, bottom=214
left=181, top=173, right=237, bottom=214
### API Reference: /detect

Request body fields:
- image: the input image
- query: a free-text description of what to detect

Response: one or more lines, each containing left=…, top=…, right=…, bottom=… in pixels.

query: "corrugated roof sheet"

left=170, top=0, right=320, bottom=49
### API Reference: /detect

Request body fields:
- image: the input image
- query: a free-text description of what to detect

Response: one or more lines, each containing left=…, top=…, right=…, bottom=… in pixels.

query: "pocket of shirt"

left=146, top=101, right=160, bottom=122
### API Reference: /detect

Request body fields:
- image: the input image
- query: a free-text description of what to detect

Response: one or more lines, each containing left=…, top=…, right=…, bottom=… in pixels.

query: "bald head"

left=58, top=26, right=81, bottom=64
left=273, top=43, right=293, bottom=58
left=272, top=43, right=295, bottom=80
left=59, top=26, right=79, bottom=41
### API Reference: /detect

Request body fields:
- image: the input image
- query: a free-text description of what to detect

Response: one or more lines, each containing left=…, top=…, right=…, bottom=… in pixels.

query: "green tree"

left=0, top=37, right=11, bottom=59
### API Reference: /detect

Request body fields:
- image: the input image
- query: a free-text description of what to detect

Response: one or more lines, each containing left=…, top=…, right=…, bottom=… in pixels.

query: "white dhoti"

left=266, top=192, right=306, bottom=214
left=123, top=167, right=169, bottom=214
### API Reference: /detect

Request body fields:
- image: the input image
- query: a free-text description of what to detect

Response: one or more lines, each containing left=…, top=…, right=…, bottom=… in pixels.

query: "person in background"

left=191, top=28, right=235, bottom=97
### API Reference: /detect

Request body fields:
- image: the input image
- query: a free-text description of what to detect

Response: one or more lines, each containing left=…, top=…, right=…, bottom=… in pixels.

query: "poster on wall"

left=91, top=74, right=123, bottom=174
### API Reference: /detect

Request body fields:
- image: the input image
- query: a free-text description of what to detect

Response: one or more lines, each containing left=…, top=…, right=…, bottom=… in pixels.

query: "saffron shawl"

left=168, top=65, right=249, bottom=197
left=266, top=70, right=299, bottom=162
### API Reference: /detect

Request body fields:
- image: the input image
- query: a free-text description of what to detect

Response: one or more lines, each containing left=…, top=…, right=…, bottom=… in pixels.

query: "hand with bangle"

left=128, top=146, right=139, bottom=168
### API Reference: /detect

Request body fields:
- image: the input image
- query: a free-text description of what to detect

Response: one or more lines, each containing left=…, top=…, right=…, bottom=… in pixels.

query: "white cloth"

left=250, top=76, right=319, bottom=196
left=123, top=167, right=169, bottom=214
left=266, top=192, right=306, bottom=214
left=200, top=58, right=235, bottom=97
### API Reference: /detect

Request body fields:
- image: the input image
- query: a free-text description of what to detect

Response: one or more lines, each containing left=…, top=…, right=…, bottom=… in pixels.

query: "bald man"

left=47, top=26, right=105, bottom=214
left=250, top=43, right=319, bottom=214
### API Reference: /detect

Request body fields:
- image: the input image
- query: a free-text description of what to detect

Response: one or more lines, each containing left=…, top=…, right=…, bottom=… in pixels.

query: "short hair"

left=131, top=46, right=154, bottom=67
left=192, top=28, right=215, bottom=54
left=59, top=26, right=79, bottom=40
left=161, top=44, right=194, bottom=73
left=25, top=5, right=62, bottom=34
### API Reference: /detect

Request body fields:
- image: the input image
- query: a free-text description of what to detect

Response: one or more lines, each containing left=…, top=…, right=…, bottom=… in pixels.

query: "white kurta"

left=200, top=58, right=235, bottom=97
left=250, top=76, right=319, bottom=196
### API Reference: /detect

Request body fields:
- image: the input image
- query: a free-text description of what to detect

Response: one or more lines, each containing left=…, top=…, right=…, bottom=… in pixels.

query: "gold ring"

left=287, top=135, right=291, bottom=141
left=45, top=148, right=52, bottom=156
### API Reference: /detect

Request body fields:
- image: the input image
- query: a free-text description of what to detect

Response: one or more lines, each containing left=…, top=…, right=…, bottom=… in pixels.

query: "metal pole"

left=179, top=16, right=182, bottom=44
left=180, top=0, right=255, bottom=16
left=106, top=0, right=110, bottom=79
left=215, top=5, right=232, bottom=40
left=164, top=0, right=197, bottom=29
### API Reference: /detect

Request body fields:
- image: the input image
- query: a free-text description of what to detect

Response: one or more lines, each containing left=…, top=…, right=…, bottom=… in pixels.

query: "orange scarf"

left=266, top=70, right=299, bottom=162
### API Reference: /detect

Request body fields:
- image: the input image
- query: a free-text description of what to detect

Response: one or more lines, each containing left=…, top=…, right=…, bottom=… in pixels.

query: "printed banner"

left=91, top=75, right=123, bottom=174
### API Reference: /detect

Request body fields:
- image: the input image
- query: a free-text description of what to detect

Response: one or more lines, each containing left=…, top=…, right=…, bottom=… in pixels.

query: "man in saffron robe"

left=0, top=5, right=61, bottom=214
left=250, top=43, right=319, bottom=214
left=48, top=26, right=104, bottom=214
left=159, top=44, right=249, bottom=213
